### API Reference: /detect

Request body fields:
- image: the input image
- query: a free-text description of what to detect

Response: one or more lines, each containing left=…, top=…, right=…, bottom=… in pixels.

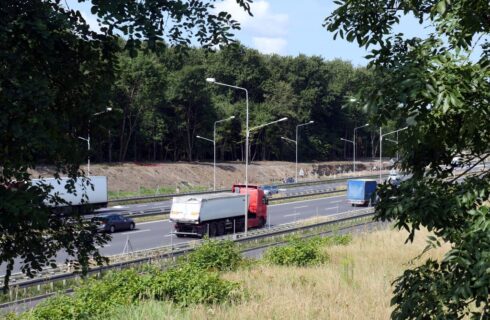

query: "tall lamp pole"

left=206, top=78, right=251, bottom=234
left=340, top=138, right=354, bottom=172
left=78, top=107, right=112, bottom=176
left=353, top=123, right=369, bottom=173
left=380, top=126, right=408, bottom=181
left=295, top=121, right=314, bottom=182
left=196, top=116, right=235, bottom=191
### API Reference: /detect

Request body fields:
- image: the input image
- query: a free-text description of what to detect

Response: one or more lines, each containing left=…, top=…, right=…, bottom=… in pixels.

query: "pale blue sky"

left=71, top=0, right=433, bottom=66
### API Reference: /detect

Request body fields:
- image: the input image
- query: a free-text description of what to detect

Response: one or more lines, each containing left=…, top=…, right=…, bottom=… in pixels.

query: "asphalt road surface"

left=0, top=193, right=360, bottom=277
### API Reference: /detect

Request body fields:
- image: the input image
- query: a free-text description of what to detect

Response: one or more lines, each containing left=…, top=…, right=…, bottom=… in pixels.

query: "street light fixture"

left=379, top=126, right=408, bottom=180
left=290, top=121, right=315, bottom=182
left=78, top=107, right=112, bottom=176
left=206, top=78, right=250, bottom=234
left=353, top=123, right=369, bottom=173
left=340, top=137, right=355, bottom=172
left=196, top=115, right=235, bottom=191
left=249, top=117, right=288, bottom=132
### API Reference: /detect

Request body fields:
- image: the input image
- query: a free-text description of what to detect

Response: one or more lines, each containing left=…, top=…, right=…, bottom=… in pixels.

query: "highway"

left=95, top=176, right=361, bottom=217
left=1, top=193, right=358, bottom=277
left=2, top=164, right=485, bottom=277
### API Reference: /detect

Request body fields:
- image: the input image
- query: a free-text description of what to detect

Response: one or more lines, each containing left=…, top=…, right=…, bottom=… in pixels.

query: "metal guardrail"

left=1, top=208, right=375, bottom=293
left=107, top=173, right=384, bottom=204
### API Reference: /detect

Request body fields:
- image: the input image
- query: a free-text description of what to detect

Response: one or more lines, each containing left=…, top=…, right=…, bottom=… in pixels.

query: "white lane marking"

left=294, top=205, right=308, bottom=209
left=120, top=229, right=150, bottom=235
left=330, top=200, right=342, bottom=204
left=96, top=244, right=111, bottom=249
left=137, top=219, right=169, bottom=226
left=270, top=194, right=345, bottom=207
left=324, top=206, right=338, bottom=211
left=112, top=205, right=127, bottom=209
left=284, top=213, right=301, bottom=217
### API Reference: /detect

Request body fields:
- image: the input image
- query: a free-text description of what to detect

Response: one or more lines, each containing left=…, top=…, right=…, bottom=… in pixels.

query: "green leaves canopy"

left=326, top=1, right=490, bottom=318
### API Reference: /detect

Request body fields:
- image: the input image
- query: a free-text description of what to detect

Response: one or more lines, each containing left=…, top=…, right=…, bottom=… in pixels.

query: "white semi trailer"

left=170, top=185, right=268, bottom=238
left=32, top=176, right=108, bottom=210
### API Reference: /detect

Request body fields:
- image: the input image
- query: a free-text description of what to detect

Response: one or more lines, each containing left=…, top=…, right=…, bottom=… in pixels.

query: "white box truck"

left=32, top=176, right=108, bottom=210
left=170, top=185, right=268, bottom=237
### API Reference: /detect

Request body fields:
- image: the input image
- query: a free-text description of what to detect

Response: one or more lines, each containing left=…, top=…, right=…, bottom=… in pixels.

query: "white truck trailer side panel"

left=32, top=176, right=108, bottom=207
left=170, top=193, right=246, bottom=223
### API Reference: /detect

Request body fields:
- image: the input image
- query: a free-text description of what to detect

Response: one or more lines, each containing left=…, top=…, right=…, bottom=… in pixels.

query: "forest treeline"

left=93, top=43, right=387, bottom=163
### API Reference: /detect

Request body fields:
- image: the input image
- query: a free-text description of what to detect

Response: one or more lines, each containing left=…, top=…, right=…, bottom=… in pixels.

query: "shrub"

left=264, top=238, right=328, bottom=267
left=73, top=269, right=145, bottom=317
left=184, top=239, right=242, bottom=272
left=18, top=295, right=82, bottom=320
left=145, top=264, right=240, bottom=306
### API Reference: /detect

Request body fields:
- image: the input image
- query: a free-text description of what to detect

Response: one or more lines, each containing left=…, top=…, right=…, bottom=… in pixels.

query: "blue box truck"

left=346, top=179, right=377, bottom=206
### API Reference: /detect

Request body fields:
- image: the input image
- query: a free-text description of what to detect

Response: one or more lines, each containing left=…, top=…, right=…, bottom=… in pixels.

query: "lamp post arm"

left=281, top=137, right=296, bottom=144
left=196, top=135, right=214, bottom=143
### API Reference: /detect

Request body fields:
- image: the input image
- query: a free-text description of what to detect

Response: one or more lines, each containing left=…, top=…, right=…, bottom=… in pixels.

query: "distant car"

left=260, top=185, right=279, bottom=197
left=92, top=214, right=135, bottom=233
left=451, top=156, right=463, bottom=167
left=387, top=170, right=402, bottom=186
left=283, top=177, right=295, bottom=184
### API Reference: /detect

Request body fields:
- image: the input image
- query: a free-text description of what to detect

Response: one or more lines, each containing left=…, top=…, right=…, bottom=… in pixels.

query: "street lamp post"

left=353, top=123, right=369, bottom=173
left=385, top=137, right=399, bottom=161
left=206, top=78, right=251, bottom=234
left=280, top=136, right=297, bottom=176
left=295, top=121, right=314, bottom=182
left=78, top=107, right=112, bottom=176
left=196, top=116, right=235, bottom=191
left=340, top=137, right=354, bottom=172
left=379, top=126, right=408, bottom=181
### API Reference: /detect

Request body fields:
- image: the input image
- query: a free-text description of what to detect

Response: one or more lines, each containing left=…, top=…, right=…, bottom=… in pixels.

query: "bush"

left=144, top=264, right=240, bottom=306
left=263, top=235, right=352, bottom=267
left=264, top=238, right=328, bottom=267
left=17, top=265, right=241, bottom=319
left=16, top=295, right=81, bottom=320
left=184, top=239, right=242, bottom=272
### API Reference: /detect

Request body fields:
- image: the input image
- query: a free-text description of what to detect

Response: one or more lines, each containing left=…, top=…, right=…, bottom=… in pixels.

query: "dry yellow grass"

left=187, top=227, right=449, bottom=320
left=110, top=226, right=450, bottom=320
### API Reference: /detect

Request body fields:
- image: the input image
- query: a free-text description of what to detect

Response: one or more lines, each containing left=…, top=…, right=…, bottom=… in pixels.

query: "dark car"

left=92, top=214, right=135, bottom=233
left=260, top=185, right=279, bottom=197
left=283, top=177, right=295, bottom=184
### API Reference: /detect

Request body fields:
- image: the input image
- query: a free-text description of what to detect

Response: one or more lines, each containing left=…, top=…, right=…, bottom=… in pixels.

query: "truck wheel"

left=217, top=222, right=225, bottom=236
left=208, top=223, right=217, bottom=237
left=259, top=217, right=266, bottom=228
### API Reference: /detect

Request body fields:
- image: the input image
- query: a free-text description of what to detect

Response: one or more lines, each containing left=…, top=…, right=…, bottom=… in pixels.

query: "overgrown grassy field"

left=106, top=227, right=449, bottom=320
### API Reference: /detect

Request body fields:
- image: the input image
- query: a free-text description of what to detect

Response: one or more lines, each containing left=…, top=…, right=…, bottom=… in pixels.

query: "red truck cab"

left=232, top=184, right=268, bottom=228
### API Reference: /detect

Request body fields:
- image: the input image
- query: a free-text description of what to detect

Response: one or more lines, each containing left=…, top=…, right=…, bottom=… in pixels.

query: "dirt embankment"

left=31, top=160, right=382, bottom=193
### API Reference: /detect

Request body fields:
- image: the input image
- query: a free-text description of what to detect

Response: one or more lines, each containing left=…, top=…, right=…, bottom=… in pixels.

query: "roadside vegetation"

left=6, top=228, right=449, bottom=320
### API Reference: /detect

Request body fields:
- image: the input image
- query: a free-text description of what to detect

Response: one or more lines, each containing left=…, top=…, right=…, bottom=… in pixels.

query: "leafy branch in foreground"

left=326, top=1, right=489, bottom=318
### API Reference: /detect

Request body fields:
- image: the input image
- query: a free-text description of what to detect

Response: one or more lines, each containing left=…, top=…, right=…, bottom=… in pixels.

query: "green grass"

left=108, top=185, right=209, bottom=200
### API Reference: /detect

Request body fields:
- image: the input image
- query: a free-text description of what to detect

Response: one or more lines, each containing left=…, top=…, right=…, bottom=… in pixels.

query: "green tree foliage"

left=184, top=239, right=243, bottom=272
left=326, top=1, right=490, bottom=318
left=90, top=45, right=375, bottom=163
left=0, top=0, right=252, bottom=291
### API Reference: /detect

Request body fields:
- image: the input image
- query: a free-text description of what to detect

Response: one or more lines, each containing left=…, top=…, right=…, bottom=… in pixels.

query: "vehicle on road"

left=31, top=176, right=108, bottom=212
left=346, top=179, right=377, bottom=206
left=260, top=185, right=279, bottom=197
left=170, top=184, right=268, bottom=238
left=387, top=169, right=401, bottom=186
left=283, top=177, right=295, bottom=184
left=92, top=214, right=135, bottom=233
left=451, top=156, right=463, bottom=167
